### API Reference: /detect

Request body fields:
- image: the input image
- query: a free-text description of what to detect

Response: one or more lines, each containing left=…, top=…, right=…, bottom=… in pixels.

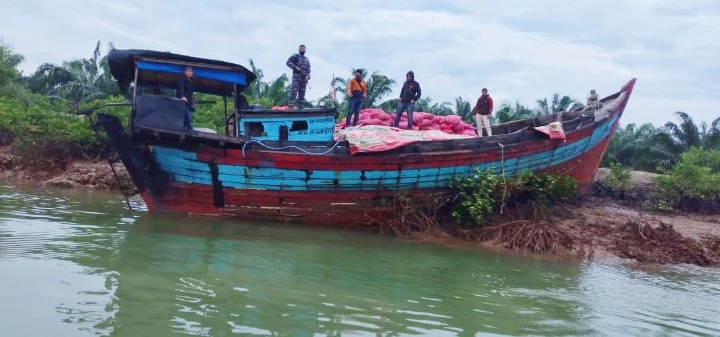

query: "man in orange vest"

left=345, top=69, right=367, bottom=127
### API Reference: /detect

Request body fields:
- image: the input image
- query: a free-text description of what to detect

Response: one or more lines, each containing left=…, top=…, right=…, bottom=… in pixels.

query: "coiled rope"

left=242, top=139, right=344, bottom=157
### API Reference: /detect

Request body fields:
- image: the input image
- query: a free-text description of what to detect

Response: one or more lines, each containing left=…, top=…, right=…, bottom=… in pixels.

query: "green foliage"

left=508, top=170, right=578, bottom=206
left=450, top=169, right=500, bottom=227
left=191, top=93, right=228, bottom=132
left=535, top=93, right=582, bottom=115
left=449, top=169, right=577, bottom=227
left=652, top=148, right=720, bottom=213
left=0, top=95, right=95, bottom=166
left=23, top=41, right=119, bottom=105
left=494, top=101, right=537, bottom=124
left=604, top=112, right=720, bottom=173
left=0, top=94, right=129, bottom=168
left=604, top=162, right=633, bottom=193
left=0, top=39, right=24, bottom=87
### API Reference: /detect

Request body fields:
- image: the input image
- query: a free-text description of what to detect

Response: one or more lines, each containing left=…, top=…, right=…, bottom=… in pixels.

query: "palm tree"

left=0, top=40, right=28, bottom=98
left=0, top=40, right=24, bottom=87
left=494, top=102, right=536, bottom=123
left=23, top=41, right=119, bottom=106
left=603, top=123, right=659, bottom=171
left=535, top=93, right=582, bottom=115
left=651, top=111, right=708, bottom=169
left=700, top=116, right=720, bottom=150
left=413, top=97, right=453, bottom=115
left=364, top=71, right=395, bottom=108
left=25, top=63, right=74, bottom=97
left=261, top=74, right=290, bottom=107
left=453, top=97, right=472, bottom=123
left=57, top=42, right=117, bottom=104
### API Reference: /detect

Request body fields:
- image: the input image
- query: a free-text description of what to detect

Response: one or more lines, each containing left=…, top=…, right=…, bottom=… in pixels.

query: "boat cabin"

left=229, top=108, right=337, bottom=142
left=106, top=49, right=338, bottom=142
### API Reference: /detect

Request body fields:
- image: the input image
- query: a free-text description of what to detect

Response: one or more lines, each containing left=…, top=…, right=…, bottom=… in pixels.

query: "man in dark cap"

left=345, top=69, right=367, bottom=127
left=393, top=70, right=421, bottom=129
left=286, top=44, right=311, bottom=109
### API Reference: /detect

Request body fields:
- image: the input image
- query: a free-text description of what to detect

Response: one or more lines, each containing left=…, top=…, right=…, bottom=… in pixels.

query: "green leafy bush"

left=652, top=148, right=720, bottom=213
left=449, top=169, right=577, bottom=227
left=604, top=162, right=633, bottom=194
left=449, top=169, right=500, bottom=227
left=0, top=95, right=129, bottom=168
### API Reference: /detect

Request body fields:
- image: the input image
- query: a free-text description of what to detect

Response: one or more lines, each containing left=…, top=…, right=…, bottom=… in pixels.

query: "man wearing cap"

left=286, top=44, right=311, bottom=109
left=345, top=69, right=367, bottom=127
left=473, top=88, right=494, bottom=137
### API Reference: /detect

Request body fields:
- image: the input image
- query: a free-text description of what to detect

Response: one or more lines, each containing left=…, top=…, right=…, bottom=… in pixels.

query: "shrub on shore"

left=449, top=169, right=577, bottom=228
left=382, top=170, right=579, bottom=254
left=0, top=95, right=127, bottom=169
left=652, top=148, right=720, bottom=213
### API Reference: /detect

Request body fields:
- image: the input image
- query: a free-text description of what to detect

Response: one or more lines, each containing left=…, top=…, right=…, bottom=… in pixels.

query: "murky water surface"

left=1, top=182, right=718, bottom=336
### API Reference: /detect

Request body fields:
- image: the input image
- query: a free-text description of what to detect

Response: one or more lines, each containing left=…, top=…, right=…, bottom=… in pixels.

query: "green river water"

left=1, top=182, right=719, bottom=336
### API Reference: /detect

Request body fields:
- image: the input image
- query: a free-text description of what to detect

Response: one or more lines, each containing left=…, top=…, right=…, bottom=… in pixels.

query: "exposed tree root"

left=373, top=194, right=447, bottom=239
left=469, top=202, right=576, bottom=255
left=610, top=220, right=718, bottom=267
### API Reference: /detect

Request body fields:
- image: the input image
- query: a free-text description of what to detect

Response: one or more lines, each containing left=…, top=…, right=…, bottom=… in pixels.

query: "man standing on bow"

left=286, top=44, right=311, bottom=109
left=394, top=71, right=421, bottom=129
left=473, top=88, right=494, bottom=137
left=345, top=69, right=367, bottom=127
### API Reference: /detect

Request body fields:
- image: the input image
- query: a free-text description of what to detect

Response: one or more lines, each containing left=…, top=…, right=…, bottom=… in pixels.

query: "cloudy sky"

left=2, top=0, right=718, bottom=126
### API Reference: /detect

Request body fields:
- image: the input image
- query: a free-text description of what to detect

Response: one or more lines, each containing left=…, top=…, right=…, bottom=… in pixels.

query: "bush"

left=449, top=169, right=577, bottom=227
left=604, top=162, right=633, bottom=193
left=652, top=148, right=720, bottom=213
left=0, top=95, right=128, bottom=168
left=449, top=169, right=500, bottom=227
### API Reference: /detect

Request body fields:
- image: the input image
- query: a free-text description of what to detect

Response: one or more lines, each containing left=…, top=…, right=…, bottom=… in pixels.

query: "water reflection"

left=109, top=215, right=590, bottom=336
left=1, top=182, right=720, bottom=336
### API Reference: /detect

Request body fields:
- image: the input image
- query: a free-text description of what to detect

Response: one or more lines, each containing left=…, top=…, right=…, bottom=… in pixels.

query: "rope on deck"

left=499, top=142, right=507, bottom=215
left=242, top=139, right=344, bottom=157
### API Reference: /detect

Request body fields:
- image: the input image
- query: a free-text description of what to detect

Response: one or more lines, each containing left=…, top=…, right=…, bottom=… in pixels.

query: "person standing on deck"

left=393, top=71, right=421, bottom=129
left=345, top=69, right=367, bottom=127
left=286, top=44, right=311, bottom=109
left=176, top=66, right=195, bottom=131
left=586, top=89, right=600, bottom=110
left=473, top=88, right=494, bottom=137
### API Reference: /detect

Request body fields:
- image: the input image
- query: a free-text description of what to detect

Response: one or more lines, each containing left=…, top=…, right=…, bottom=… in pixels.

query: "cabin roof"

left=108, top=49, right=257, bottom=97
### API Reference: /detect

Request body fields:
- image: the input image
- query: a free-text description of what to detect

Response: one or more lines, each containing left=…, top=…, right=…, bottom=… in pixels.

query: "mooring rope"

left=498, top=142, right=507, bottom=215
left=242, top=139, right=344, bottom=157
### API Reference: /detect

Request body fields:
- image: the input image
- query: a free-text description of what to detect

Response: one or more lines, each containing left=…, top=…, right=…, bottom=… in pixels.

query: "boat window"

left=290, top=121, right=308, bottom=132
left=245, top=122, right=264, bottom=137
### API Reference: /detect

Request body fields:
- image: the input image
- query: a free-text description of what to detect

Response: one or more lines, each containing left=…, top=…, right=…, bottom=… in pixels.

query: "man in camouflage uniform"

left=286, top=44, right=311, bottom=109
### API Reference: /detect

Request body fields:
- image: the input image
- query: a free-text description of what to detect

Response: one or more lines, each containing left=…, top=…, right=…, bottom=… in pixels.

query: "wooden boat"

left=90, top=49, right=636, bottom=226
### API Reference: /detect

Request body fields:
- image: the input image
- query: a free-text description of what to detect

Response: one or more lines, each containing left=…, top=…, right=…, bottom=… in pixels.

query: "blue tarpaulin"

left=137, top=60, right=248, bottom=86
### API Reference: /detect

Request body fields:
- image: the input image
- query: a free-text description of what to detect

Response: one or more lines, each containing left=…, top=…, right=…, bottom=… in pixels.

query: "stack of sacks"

left=337, top=109, right=477, bottom=136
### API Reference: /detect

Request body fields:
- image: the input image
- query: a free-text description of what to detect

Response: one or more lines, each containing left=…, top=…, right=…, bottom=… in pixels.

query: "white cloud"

left=2, top=0, right=718, bottom=126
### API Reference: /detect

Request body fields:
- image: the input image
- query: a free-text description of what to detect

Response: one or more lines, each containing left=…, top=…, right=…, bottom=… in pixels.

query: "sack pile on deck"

left=339, top=109, right=478, bottom=136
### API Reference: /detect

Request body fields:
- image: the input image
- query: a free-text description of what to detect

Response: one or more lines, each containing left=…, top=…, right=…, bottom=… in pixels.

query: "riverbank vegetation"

left=383, top=169, right=720, bottom=267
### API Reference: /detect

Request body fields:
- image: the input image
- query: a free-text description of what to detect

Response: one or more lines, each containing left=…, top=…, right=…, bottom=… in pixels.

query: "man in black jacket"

left=393, top=71, right=421, bottom=129
left=176, top=66, right=195, bottom=131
